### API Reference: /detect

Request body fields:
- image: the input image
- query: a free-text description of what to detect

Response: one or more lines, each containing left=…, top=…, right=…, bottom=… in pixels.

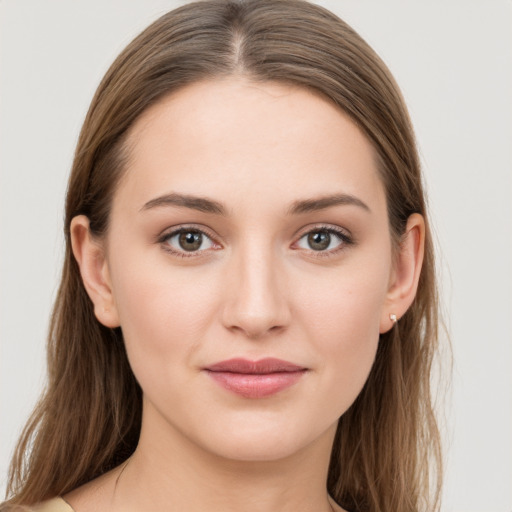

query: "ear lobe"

left=380, top=213, right=425, bottom=333
left=70, top=215, right=120, bottom=328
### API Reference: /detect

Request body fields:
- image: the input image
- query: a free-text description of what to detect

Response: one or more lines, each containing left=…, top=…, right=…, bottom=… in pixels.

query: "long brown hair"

left=4, top=1, right=443, bottom=510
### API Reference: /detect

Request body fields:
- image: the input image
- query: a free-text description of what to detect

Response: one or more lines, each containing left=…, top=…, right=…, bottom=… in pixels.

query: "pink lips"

left=204, top=358, right=307, bottom=398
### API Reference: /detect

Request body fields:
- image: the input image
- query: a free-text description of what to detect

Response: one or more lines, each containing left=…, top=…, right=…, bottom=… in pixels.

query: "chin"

left=192, top=415, right=337, bottom=464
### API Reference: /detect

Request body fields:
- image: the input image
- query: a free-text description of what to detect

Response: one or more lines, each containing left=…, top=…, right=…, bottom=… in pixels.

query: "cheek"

left=296, top=255, right=389, bottom=345
left=292, top=261, right=389, bottom=410
left=108, top=253, right=221, bottom=372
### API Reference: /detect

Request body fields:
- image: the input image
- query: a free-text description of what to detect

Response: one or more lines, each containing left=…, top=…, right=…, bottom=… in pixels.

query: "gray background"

left=1, top=1, right=511, bottom=510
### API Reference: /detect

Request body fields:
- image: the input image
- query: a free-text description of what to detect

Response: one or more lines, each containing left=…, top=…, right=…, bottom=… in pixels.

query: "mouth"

left=203, top=358, right=308, bottom=399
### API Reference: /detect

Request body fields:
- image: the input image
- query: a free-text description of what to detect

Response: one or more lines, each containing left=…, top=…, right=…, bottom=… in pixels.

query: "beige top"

left=31, top=498, right=74, bottom=512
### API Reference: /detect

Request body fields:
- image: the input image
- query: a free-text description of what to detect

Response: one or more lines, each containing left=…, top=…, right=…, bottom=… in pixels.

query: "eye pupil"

left=179, top=231, right=202, bottom=251
left=308, top=231, right=330, bottom=250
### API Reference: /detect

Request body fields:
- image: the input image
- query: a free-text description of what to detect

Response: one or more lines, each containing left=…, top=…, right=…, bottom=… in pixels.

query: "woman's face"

left=99, top=79, right=397, bottom=461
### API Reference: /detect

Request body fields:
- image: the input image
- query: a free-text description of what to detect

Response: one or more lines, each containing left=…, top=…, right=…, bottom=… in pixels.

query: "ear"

left=70, top=215, right=120, bottom=328
left=379, top=213, right=425, bottom=333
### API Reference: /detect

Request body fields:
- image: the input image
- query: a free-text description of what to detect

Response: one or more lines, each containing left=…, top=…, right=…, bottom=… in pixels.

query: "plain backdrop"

left=1, top=1, right=511, bottom=511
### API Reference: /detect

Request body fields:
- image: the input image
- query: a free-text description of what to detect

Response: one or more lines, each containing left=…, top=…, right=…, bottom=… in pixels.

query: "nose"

left=221, top=244, right=291, bottom=339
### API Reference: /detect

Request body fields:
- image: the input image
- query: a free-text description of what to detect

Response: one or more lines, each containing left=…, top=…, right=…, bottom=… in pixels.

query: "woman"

left=2, top=1, right=442, bottom=511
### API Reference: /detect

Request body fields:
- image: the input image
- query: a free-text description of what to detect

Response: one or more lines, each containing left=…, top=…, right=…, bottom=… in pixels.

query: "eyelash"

left=157, top=224, right=354, bottom=259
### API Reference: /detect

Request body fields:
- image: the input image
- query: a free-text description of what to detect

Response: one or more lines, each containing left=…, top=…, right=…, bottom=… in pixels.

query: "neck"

left=112, top=406, right=339, bottom=512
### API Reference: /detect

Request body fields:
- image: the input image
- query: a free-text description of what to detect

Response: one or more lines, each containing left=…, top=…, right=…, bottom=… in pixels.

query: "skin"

left=68, top=79, right=424, bottom=512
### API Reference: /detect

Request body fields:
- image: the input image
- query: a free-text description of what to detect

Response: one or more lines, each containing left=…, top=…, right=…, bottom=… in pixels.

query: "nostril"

left=223, top=312, right=289, bottom=340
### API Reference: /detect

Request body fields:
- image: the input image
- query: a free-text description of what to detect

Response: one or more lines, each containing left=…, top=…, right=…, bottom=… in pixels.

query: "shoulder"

left=30, top=498, right=75, bottom=512
left=0, top=498, right=73, bottom=512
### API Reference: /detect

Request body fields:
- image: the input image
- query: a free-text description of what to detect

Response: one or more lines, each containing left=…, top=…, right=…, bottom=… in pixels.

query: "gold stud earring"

left=389, top=313, right=397, bottom=324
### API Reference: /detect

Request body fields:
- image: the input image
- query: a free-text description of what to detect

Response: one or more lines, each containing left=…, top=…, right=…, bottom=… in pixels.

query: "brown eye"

left=163, top=229, right=214, bottom=254
left=295, top=227, right=350, bottom=253
left=307, top=231, right=331, bottom=251
left=178, top=231, right=203, bottom=251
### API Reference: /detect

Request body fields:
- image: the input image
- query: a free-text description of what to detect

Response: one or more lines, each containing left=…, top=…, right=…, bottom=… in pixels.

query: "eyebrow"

left=140, top=192, right=370, bottom=216
left=141, top=193, right=226, bottom=215
left=287, top=194, right=370, bottom=215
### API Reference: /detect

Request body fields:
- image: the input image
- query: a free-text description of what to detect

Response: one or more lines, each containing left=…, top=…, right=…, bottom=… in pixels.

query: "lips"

left=204, top=358, right=307, bottom=398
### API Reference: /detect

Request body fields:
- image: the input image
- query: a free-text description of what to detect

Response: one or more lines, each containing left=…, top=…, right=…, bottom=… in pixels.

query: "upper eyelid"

left=293, top=223, right=352, bottom=240
left=158, top=224, right=218, bottom=242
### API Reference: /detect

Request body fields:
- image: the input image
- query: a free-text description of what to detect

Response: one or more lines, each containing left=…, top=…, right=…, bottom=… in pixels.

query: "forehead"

left=117, top=78, right=385, bottom=215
